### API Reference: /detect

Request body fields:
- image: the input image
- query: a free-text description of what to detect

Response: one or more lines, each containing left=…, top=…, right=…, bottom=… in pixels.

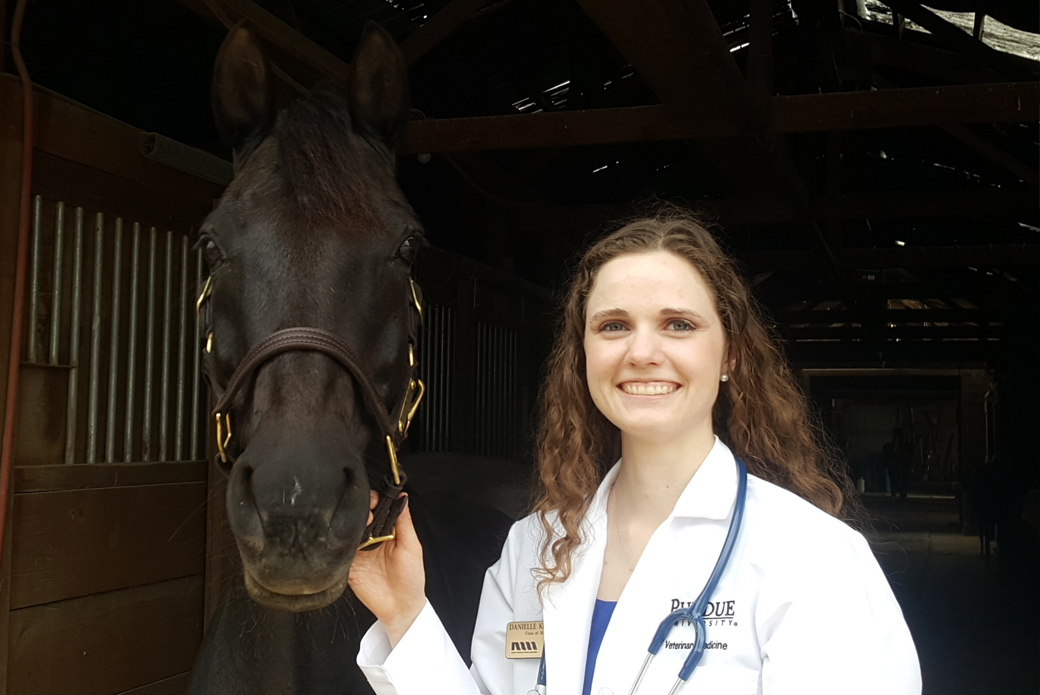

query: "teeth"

left=621, top=383, right=676, bottom=395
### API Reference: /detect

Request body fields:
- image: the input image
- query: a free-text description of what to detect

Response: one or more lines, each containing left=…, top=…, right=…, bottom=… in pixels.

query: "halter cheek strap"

left=196, top=276, right=425, bottom=551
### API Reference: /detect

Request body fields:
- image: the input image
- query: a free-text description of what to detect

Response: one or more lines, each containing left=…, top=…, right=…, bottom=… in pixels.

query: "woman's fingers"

left=367, top=490, right=378, bottom=527
left=393, top=495, right=420, bottom=551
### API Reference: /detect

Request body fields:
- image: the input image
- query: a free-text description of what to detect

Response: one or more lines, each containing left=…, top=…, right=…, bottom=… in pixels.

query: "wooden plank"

left=12, top=364, right=68, bottom=467
left=760, top=244, right=1039, bottom=271
left=577, top=0, right=784, bottom=199
left=10, top=482, right=206, bottom=609
left=940, top=123, right=1040, bottom=186
left=747, top=0, right=775, bottom=103
left=116, top=672, right=191, bottom=695
left=771, top=81, right=1040, bottom=133
left=844, top=28, right=1006, bottom=84
left=8, top=576, right=204, bottom=695
left=400, top=83, right=1040, bottom=153
left=401, top=105, right=737, bottom=153
left=776, top=308, right=985, bottom=324
left=13, top=461, right=206, bottom=493
left=0, top=76, right=225, bottom=205
left=489, top=188, right=1036, bottom=241
left=812, top=188, right=1037, bottom=223
left=788, top=339, right=999, bottom=365
left=400, top=0, right=489, bottom=66
left=32, top=151, right=215, bottom=234
left=0, top=91, right=24, bottom=695
left=576, top=0, right=753, bottom=117
left=784, top=325, right=1002, bottom=340
left=202, top=0, right=350, bottom=82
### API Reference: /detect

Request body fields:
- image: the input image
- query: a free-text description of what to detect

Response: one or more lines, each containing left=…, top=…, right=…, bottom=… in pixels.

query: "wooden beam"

left=488, top=190, right=1036, bottom=241
left=182, top=0, right=350, bottom=82
left=401, top=104, right=740, bottom=153
left=844, top=28, right=1006, bottom=85
left=401, top=83, right=1040, bottom=152
left=811, top=189, right=1037, bottom=224
left=776, top=308, right=986, bottom=324
left=940, top=123, right=1040, bottom=187
left=972, top=13, right=986, bottom=41
left=747, top=0, right=775, bottom=104
left=0, top=76, right=225, bottom=204
left=576, top=0, right=790, bottom=202
left=869, top=71, right=1039, bottom=186
left=399, top=0, right=489, bottom=66
left=760, top=244, right=1039, bottom=270
left=788, top=339, right=1000, bottom=365
left=769, top=81, right=1039, bottom=133
left=575, top=0, right=753, bottom=117
left=785, top=325, right=1003, bottom=340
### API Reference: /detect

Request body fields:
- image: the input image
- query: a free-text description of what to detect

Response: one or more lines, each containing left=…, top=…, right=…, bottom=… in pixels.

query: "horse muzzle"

left=242, top=563, right=352, bottom=612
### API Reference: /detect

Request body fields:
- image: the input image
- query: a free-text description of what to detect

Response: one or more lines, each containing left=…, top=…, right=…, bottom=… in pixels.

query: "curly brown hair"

left=532, top=206, right=855, bottom=590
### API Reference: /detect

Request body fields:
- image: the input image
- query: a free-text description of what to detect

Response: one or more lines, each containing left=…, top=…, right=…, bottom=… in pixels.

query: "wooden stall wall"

left=410, top=248, right=554, bottom=463
left=0, top=75, right=224, bottom=695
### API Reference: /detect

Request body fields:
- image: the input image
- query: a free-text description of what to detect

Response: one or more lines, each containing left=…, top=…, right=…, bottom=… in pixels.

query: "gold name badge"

left=505, top=621, right=544, bottom=659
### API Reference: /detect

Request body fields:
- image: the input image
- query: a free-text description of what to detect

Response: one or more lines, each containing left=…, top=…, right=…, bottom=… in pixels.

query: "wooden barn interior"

left=0, top=0, right=1036, bottom=693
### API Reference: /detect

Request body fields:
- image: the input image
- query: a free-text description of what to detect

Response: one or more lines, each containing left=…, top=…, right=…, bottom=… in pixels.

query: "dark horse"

left=189, top=23, right=521, bottom=694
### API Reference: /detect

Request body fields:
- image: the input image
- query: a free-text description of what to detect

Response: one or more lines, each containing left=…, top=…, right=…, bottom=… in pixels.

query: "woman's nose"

left=626, top=327, right=663, bottom=365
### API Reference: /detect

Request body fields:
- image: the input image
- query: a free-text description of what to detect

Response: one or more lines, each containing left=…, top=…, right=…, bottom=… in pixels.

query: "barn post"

left=0, top=63, right=26, bottom=695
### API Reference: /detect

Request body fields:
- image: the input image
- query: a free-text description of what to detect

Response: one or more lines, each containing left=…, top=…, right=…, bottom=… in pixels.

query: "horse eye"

left=203, top=239, right=224, bottom=268
left=397, top=236, right=418, bottom=264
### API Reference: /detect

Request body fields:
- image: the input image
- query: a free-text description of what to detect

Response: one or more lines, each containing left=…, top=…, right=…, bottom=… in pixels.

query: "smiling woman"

left=351, top=206, right=922, bottom=695
left=583, top=251, right=731, bottom=462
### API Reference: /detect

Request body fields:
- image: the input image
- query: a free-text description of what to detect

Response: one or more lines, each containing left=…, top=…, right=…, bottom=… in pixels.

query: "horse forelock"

left=273, top=88, right=395, bottom=230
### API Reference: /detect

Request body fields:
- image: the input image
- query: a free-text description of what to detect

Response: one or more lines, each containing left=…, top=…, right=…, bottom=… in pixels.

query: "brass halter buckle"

left=214, top=411, right=232, bottom=464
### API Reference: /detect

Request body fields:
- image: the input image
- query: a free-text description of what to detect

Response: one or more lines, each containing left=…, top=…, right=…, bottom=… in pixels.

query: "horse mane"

left=274, top=87, right=389, bottom=225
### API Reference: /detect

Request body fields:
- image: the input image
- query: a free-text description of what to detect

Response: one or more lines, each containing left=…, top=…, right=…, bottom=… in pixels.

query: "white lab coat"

left=358, top=438, right=921, bottom=695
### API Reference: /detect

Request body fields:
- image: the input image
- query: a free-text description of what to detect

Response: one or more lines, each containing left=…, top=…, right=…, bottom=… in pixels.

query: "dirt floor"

left=863, top=495, right=1039, bottom=695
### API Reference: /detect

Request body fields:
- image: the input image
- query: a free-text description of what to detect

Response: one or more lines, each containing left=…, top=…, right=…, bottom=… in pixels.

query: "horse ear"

left=212, top=23, right=275, bottom=169
left=348, top=21, right=410, bottom=149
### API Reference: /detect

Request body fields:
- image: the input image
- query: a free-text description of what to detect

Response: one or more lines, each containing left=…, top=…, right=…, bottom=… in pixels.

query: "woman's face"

left=583, top=251, right=730, bottom=446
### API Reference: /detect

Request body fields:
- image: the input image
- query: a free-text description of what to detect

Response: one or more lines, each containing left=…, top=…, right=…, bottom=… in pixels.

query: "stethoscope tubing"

left=534, top=458, right=749, bottom=695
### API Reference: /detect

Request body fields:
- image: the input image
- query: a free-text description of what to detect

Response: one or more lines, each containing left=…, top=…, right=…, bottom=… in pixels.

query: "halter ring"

left=215, top=411, right=232, bottom=463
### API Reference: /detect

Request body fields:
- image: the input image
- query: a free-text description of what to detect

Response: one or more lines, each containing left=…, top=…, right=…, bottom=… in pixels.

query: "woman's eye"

left=599, top=321, right=626, bottom=332
left=667, top=319, right=694, bottom=331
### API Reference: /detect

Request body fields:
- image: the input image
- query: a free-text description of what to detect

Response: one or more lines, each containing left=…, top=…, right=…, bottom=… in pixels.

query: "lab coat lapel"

left=590, top=441, right=740, bottom=693
left=542, top=477, right=611, bottom=695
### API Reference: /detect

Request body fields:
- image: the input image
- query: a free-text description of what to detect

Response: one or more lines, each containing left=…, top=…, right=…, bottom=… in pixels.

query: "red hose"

left=0, top=0, right=35, bottom=567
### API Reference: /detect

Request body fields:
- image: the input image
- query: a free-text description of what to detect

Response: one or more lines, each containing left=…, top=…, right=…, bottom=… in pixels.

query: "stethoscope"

left=529, top=457, right=748, bottom=695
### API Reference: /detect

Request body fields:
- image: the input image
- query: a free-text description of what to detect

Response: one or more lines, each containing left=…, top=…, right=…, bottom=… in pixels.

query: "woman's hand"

left=348, top=492, right=427, bottom=647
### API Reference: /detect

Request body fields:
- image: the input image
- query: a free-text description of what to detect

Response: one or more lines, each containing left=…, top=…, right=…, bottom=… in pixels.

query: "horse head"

left=201, top=22, right=422, bottom=612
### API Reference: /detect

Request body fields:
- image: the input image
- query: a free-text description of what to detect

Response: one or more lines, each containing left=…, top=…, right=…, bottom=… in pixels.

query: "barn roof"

left=12, top=0, right=1038, bottom=369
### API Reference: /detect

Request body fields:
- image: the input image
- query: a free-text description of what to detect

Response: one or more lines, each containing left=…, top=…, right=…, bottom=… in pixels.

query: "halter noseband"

left=195, top=274, right=425, bottom=551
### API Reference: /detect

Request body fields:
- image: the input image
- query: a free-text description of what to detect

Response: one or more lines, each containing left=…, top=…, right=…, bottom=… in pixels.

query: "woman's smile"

left=618, top=381, right=680, bottom=396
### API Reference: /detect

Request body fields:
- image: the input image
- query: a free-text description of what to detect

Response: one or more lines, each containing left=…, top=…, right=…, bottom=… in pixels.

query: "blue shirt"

left=582, top=600, right=617, bottom=695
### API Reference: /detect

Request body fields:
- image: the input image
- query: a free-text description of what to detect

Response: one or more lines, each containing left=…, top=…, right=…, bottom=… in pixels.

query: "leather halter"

left=195, top=274, right=425, bottom=551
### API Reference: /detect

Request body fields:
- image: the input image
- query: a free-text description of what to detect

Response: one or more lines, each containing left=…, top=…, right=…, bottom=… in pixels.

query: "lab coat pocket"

left=688, top=664, right=761, bottom=695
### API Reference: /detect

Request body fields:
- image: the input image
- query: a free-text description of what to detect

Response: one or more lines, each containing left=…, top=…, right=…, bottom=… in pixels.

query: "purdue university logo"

left=669, top=598, right=739, bottom=627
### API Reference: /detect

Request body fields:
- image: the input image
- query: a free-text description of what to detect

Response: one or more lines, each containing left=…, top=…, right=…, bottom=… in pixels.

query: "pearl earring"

left=720, top=374, right=729, bottom=382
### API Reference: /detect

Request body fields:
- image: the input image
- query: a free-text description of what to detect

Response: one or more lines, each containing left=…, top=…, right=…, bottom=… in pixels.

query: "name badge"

left=505, top=621, right=544, bottom=659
